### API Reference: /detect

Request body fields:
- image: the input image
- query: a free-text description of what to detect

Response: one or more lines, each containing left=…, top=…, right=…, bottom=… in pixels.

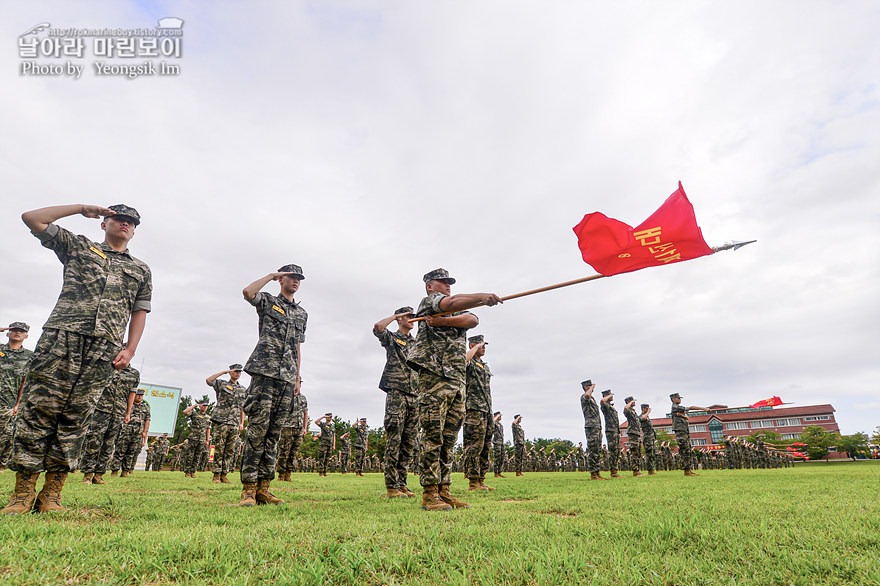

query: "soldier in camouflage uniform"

left=152, top=434, right=169, bottom=470
left=353, top=418, right=369, bottom=476
left=238, top=264, right=307, bottom=506
left=580, top=380, right=606, bottom=480
left=81, top=366, right=139, bottom=484
left=315, top=413, right=335, bottom=476
left=0, top=322, right=34, bottom=468
left=463, top=335, right=495, bottom=491
left=512, top=415, right=525, bottom=476
left=623, top=396, right=644, bottom=477
left=599, top=389, right=621, bottom=478
left=670, top=393, right=711, bottom=476
left=277, top=386, right=308, bottom=481
left=373, top=307, right=419, bottom=498
left=407, top=268, right=501, bottom=511
left=116, top=388, right=151, bottom=476
left=206, top=364, right=246, bottom=483
left=182, top=403, right=211, bottom=478
left=338, top=431, right=351, bottom=473
left=639, top=404, right=658, bottom=475
left=4, top=204, right=151, bottom=515
left=492, top=412, right=506, bottom=478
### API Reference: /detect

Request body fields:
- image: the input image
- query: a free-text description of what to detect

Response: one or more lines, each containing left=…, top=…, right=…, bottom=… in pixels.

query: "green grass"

left=0, top=463, right=878, bottom=585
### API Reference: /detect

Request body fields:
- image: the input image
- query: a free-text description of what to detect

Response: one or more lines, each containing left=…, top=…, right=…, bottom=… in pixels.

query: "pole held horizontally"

left=410, top=238, right=755, bottom=322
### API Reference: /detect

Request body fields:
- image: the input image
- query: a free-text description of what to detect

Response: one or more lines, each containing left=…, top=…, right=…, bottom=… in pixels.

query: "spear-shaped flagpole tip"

left=712, top=239, right=757, bottom=253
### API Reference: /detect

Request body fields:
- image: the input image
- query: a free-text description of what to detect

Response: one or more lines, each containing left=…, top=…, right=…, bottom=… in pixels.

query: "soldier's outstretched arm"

left=438, top=292, right=502, bottom=312
left=242, top=272, right=295, bottom=300
left=22, top=204, right=115, bottom=233
left=205, top=370, right=229, bottom=386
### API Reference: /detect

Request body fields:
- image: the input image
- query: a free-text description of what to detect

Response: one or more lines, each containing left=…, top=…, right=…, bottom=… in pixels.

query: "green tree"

left=837, top=432, right=870, bottom=459
left=746, top=430, right=785, bottom=447
left=799, top=425, right=839, bottom=461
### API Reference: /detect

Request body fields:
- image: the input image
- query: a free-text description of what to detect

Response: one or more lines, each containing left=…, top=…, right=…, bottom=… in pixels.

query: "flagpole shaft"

left=410, top=273, right=607, bottom=322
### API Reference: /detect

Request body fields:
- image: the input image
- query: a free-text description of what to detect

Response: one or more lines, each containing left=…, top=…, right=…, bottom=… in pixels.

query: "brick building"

left=619, top=403, right=839, bottom=449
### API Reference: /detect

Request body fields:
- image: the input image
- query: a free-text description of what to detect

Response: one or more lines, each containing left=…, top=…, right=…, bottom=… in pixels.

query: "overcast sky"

left=2, top=1, right=878, bottom=442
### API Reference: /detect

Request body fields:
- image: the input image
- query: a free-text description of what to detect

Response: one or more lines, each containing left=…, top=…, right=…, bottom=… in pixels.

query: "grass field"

left=0, top=462, right=877, bottom=585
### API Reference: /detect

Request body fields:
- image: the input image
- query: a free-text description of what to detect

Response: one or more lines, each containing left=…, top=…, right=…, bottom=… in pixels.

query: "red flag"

left=572, top=182, right=713, bottom=276
left=749, top=396, right=784, bottom=409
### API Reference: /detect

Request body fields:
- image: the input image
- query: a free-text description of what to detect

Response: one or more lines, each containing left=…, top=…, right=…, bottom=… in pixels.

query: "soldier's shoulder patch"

left=272, top=305, right=286, bottom=315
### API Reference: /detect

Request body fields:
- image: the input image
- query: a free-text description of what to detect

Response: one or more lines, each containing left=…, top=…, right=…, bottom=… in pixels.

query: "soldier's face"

left=279, top=275, right=300, bottom=296
left=230, top=370, right=242, bottom=381
left=102, top=216, right=136, bottom=242
left=134, top=395, right=143, bottom=404
left=6, top=329, right=27, bottom=343
left=426, top=279, right=451, bottom=295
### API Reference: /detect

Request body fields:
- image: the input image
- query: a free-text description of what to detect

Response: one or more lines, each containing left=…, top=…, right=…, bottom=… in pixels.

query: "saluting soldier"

left=406, top=268, right=501, bottom=511
left=238, top=264, right=307, bottom=506
left=373, top=307, right=419, bottom=498
left=599, top=390, right=621, bottom=478
left=463, top=334, right=495, bottom=491
left=0, top=322, right=33, bottom=469
left=315, top=413, right=334, bottom=476
left=623, top=396, right=644, bottom=477
left=639, top=404, right=657, bottom=475
left=580, top=380, right=605, bottom=480
left=152, top=433, right=170, bottom=470
left=81, top=366, right=139, bottom=484
left=353, top=418, right=369, bottom=476
left=182, top=404, right=210, bottom=478
left=206, top=364, right=246, bottom=484
left=4, top=204, right=151, bottom=515
left=117, top=388, right=151, bottom=476
left=277, top=385, right=308, bottom=482
left=670, top=393, right=711, bottom=476
left=492, top=412, right=506, bottom=478
left=512, top=415, right=525, bottom=476
left=338, top=431, right=351, bottom=474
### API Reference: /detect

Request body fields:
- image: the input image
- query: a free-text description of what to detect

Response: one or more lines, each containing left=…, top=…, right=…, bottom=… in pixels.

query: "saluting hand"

left=81, top=205, right=115, bottom=219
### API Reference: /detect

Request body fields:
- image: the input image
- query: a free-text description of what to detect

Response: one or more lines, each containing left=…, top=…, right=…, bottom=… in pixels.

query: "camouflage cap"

left=135, top=387, right=146, bottom=396
left=423, top=268, right=456, bottom=284
left=468, top=334, right=487, bottom=345
left=229, top=364, right=243, bottom=371
left=601, top=389, right=612, bottom=397
left=278, top=264, right=305, bottom=280
left=669, top=393, right=682, bottom=399
left=581, top=379, right=593, bottom=387
left=514, top=414, right=521, bottom=419
left=641, top=404, right=650, bottom=410
left=624, top=396, right=634, bottom=403
left=395, top=306, right=414, bottom=316
left=7, top=322, right=29, bottom=332
left=106, top=204, right=141, bottom=226
left=493, top=411, right=501, bottom=416
left=359, top=417, right=367, bottom=422
left=324, top=412, right=332, bottom=417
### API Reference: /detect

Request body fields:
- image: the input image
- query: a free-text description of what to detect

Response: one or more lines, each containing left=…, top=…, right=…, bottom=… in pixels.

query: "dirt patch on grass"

left=539, top=510, right=577, bottom=518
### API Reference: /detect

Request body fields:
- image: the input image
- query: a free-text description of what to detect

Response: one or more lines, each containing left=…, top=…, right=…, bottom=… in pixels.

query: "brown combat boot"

left=478, top=479, right=495, bottom=491
left=515, top=471, right=523, bottom=477
left=400, top=486, right=416, bottom=498
left=633, top=471, right=644, bottom=477
left=255, top=480, right=284, bottom=505
left=684, top=470, right=698, bottom=476
left=494, top=472, right=506, bottom=478
left=648, top=470, right=657, bottom=475
left=420, top=484, right=452, bottom=511
left=220, top=473, right=231, bottom=484
left=212, top=472, right=221, bottom=483
left=92, top=474, right=106, bottom=485
left=610, top=469, right=621, bottom=478
left=467, top=479, right=483, bottom=491
left=438, top=484, right=470, bottom=509
left=110, top=470, right=119, bottom=477
left=120, top=470, right=129, bottom=478
left=385, top=487, right=405, bottom=498
left=82, top=473, right=94, bottom=484
left=34, top=472, right=68, bottom=512
left=1, top=472, right=40, bottom=515
left=238, top=483, right=257, bottom=506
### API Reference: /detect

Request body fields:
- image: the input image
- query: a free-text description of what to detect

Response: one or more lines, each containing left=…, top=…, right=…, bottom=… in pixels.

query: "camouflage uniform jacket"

left=492, top=421, right=504, bottom=446
left=318, top=420, right=334, bottom=447
left=600, top=402, right=619, bottom=435
left=285, top=393, right=308, bottom=430
left=581, top=394, right=601, bottom=429
left=354, top=425, right=369, bottom=449
left=407, top=292, right=473, bottom=385
left=34, top=223, right=152, bottom=346
left=465, top=357, right=492, bottom=413
left=0, top=344, right=33, bottom=408
left=188, top=409, right=211, bottom=440
left=127, top=400, right=151, bottom=428
left=155, top=436, right=169, bottom=455
left=373, top=328, right=417, bottom=395
left=512, top=422, right=525, bottom=446
left=639, top=414, right=655, bottom=439
left=670, top=403, right=688, bottom=432
left=95, top=366, right=140, bottom=417
left=338, top=436, right=350, bottom=454
left=624, top=406, right=642, bottom=438
left=211, top=378, right=246, bottom=426
left=244, top=291, right=307, bottom=382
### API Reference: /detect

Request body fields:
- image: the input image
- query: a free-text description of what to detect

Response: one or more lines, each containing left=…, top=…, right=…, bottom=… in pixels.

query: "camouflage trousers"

left=674, top=430, right=693, bottom=471
left=183, top=438, right=207, bottom=474
left=463, top=409, right=493, bottom=480
left=605, top=431, right=621, bottom=471
left=152, top=454, right=165, bottom=470
left=353, top=446, right=367, bottom=473
left=493, top=442, right=506, bottom=474
left=513, top=444, right=525, bottom=473
left=627, top=434, right=642, bottom=472
left=340, top=450, right=350, bottom=473
left=0, top=407, right=16, bottom=467
left=417, top=372, right=465, bottom=487
left=643, top=434, right=657, bottom=472
left=115, top=424, right=144, bottom=471
left=10, top=329, right=117, bottom=473
left=317, top=442, right=332, bottom=474
left=583, top=426, right=602, bottom=473
left=211, top=423, right=239, bottom=474
left=382, top=389, right=418, bottom=489
left=80, top=409, right=123, bottom=474
left=240, top=374, right=294, bottom=483
left=276, top=427, right=304, bottom=473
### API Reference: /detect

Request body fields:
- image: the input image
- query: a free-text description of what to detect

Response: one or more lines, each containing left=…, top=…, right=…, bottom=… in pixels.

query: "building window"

left=689, top=425, right=707, bottom=433
left=692, top=438, right=707, bottom=446
left=708, top=420, right=724, bottom=444
left=781, top=433, right=799, bottom=440
left=776, top=418, right=801, bottom=427
left=751, top=420, right=775, bottom=428
left=803, top=415, right=831, bottom=422
left=726, top=421, right=749, bottom=430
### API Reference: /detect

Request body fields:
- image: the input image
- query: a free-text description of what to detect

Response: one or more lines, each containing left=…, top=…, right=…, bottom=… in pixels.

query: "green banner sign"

left=138, top=382, right=183, bottom=436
